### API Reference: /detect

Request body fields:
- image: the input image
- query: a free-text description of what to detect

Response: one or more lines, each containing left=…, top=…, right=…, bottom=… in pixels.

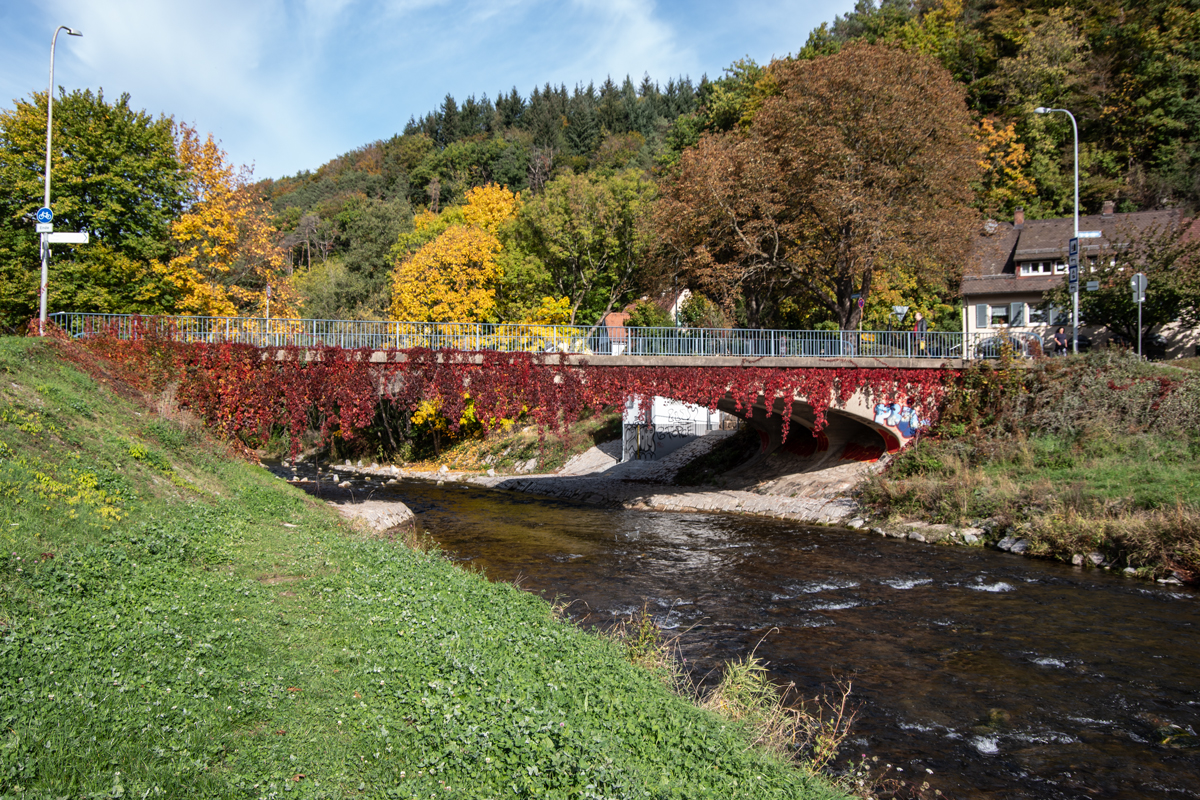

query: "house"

left=961, top=202, right=1198, bottom=358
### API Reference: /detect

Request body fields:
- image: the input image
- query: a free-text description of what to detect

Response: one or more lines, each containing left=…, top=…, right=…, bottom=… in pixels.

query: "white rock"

left=1071, top=554, right=1085, bottom=566
left=1088, top=552, right=1105, bottom=566
left=908, top=531, right=927, bottom=543
left=1009, top=538, right=1031, bottom=554
left=439, top=465, right=449, bottom=474
left=846, top=518, right=866, bottom=529
left=962, top=533, right=981, bottom=545
left=487, top=468, right=496, bottom=477
left=995, top=536, right=1017, bottom=552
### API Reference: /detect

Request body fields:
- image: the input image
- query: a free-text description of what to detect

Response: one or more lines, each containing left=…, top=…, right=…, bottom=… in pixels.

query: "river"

left=276, top=466, right=1200, bottom=799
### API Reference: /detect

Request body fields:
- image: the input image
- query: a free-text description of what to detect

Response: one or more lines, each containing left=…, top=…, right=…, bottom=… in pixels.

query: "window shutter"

left=1010, top=302, right=1025, bottom=327
left=976, top=304, right=989, bottom=329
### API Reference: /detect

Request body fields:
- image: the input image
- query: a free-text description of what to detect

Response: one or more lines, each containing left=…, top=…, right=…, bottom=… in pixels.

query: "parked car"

left=1108, top=332, right=1167, bottom=360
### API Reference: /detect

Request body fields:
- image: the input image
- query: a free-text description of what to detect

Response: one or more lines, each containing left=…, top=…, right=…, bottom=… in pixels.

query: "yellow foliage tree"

left=461, top=184, right=521, bottom=234
left=390, top=184, right=519, bottom=322
left=390, top=226, right=503, bottom=322
left=523, top=296, right=572, bottom=325
left=973, top=117, right=1037, bottom=217
left=164, top=124, right=297, bottom=317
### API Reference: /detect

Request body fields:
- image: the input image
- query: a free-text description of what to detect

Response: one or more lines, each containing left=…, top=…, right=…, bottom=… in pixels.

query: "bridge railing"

left=48, top=312, right=1036, bottom=360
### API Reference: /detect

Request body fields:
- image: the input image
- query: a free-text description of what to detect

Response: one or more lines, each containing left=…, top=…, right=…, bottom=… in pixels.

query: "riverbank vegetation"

left=861, top=350, right=1200, bottom=580
left=0, top=335, right=856, bottom=798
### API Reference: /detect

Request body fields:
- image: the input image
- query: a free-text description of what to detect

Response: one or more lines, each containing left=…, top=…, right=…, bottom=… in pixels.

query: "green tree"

left=514, top=169, right=657, bottom=325
left=0, top=89, right=184, bottom=328
left=624, top=299, right=673, bottom=328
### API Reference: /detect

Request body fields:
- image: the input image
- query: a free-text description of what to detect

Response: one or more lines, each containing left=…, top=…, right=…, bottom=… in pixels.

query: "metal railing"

left=48, top=312, right=1037, bottom=361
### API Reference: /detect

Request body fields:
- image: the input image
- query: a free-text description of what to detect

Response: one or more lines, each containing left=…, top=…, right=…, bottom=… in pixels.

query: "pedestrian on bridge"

left=912, top=311, right=927, bottom=354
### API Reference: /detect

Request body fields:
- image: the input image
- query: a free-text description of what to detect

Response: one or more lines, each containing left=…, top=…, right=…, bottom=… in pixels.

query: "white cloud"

left=2, top=0, right=856, bottom=178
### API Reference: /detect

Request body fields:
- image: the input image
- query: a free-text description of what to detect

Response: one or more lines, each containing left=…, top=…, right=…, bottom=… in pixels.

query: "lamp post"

left=39, top=25, right=83, bottom=336
left=1034, top=106, right=1079, bottom=354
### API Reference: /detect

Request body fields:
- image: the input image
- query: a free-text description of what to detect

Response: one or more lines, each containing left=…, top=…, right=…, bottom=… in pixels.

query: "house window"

left=1053, top=262, right=1067, bottom=274
left=1020, top=261, right=1054, bottom=276
left=989, top=304, right=1009, bottom=326
left=975, top=304, right=989, bottom=329
left=1028, top=305, right=1050, bottom=324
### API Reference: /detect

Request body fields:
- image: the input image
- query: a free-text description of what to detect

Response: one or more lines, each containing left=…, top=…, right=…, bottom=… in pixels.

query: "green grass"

left=0, top=337, right=845, bottom=799
left=861, top=352, right=1200, bottom=577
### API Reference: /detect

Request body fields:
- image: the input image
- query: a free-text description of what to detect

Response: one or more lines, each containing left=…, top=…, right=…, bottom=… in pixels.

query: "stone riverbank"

left=289, top=431, right=997, bottom=546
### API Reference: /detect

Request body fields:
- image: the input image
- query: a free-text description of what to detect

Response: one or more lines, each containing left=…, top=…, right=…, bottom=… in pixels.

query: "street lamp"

left=39, top=25, right=83, bottom=336
left=1034, top=106, right=1079, bottom=354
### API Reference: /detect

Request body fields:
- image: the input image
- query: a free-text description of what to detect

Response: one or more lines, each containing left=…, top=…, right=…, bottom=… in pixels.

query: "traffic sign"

left=35, top=223, right=53, bottom=234
left=47, top=232, right=88, bottom=244
left=1068, top=239, right=1079, bottom=294
left=1068, top=237, right=1079, bottom=257
left=1132, top=273, right=1147, bottom=303
left=36, top=207, right=53, bottom=224
left=1079, top=231, right=1102, bottom=238
left=1086, top=280, right=1100, bottom=291
left=857, top=297, right=865, bottom=309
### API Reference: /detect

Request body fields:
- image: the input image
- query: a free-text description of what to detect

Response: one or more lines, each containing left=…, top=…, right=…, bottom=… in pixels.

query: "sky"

left=1, top=0, right=857, bottom=181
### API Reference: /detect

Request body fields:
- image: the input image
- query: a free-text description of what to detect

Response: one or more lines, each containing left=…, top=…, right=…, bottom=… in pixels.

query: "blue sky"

left=1, top=1, right=856, bottom=181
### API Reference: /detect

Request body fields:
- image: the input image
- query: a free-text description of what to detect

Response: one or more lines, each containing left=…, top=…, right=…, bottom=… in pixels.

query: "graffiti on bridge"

left=621, top=420, right=699, bottom=462
left=873, top=403, right=926, bottom=441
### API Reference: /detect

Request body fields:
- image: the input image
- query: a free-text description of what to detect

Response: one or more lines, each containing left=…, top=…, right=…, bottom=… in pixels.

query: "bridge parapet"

left=49, top=312, right=1036, bottom=362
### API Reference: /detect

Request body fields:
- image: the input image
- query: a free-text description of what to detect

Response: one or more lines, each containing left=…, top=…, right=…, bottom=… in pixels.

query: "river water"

left=277, top=467, right=1200, bottom=799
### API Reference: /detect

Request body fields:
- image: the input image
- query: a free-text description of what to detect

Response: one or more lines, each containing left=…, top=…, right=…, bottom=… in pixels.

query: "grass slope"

left=861, top=350, right=1200, bottom=578
left=0, top=337, right=844, bottom=799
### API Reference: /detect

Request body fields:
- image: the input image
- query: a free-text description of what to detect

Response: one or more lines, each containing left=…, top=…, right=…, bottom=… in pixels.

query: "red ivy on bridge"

left=83, top=333, right=952, bottom=456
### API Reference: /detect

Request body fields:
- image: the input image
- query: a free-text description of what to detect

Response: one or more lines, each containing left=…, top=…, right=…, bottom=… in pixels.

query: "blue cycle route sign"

left=36, top=207, right=53, bottom=224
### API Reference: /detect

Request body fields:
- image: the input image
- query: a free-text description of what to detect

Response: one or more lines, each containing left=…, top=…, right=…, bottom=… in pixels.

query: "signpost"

left=36, top=204, right=89, bottom=329
left=1132, top=272, right=1147, bottom=359
left=1068, top=237, right=1080, bottom=353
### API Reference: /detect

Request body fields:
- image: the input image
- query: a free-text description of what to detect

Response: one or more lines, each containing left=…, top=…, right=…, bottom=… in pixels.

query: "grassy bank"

left=861, top=350, right=1200, bottom=580
left=0, top=336, right=847, bottom=799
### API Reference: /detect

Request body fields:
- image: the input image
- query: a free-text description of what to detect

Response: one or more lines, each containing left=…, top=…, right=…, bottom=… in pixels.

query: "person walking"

left=912, top=311, right=928, bottom=355
left=1053, top=326, right=1068, bottom=356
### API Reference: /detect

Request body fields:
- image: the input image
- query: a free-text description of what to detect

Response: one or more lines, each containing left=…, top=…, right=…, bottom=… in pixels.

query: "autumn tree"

left=973, top=117, right=1036, bottom=218
left=657, top=44, right=980, bottom=330
left=513, top=169, right=656, bottom=325
left=166, top=125, right=296, bottom=317
left=389, top=184, right=518, bottom=322
left=0, top=89, right=184, bottom=328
